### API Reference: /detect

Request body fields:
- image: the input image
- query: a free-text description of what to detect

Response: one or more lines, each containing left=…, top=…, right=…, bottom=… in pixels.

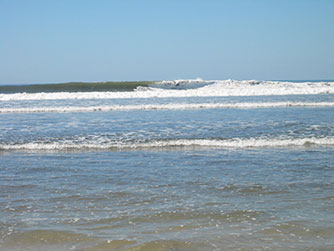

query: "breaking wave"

left=1, top=79, right=333, bottom=101
left=1, top=102, right=333, bottom=114
left=1, top=137, right=334, bottom=151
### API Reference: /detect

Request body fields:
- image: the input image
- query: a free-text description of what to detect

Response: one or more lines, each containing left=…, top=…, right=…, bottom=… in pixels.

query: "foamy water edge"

left=1, top=137, right=334, bottom=151
left=1, top=102, right=333, bottom=113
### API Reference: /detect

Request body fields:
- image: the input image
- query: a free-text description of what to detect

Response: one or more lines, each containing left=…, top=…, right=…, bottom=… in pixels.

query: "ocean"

left=0, top=79, right=334, bottom=250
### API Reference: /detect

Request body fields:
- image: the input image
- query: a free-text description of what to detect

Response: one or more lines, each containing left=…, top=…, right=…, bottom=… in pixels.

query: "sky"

left=0, top=0, right=333, bottom=84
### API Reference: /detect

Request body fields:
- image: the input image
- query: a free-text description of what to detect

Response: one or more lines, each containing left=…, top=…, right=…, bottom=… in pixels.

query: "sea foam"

left=0, top=102, right=333, bottom=114
left=1, top=80, right=333, bottom=101
left=1, top=137, right=334, bottom=151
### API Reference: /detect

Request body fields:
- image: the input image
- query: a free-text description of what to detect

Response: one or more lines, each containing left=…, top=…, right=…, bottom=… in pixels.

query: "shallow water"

left=1, top=148, right=334, bottom=250
left=1, top=80, right=334, bottom=250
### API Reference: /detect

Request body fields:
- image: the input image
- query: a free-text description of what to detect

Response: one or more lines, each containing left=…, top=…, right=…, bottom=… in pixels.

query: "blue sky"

left=1, top=0, right=333, bottom=84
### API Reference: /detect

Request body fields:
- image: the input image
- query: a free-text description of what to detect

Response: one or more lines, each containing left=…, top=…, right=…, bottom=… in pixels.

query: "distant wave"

left=1, top=79, right=334, bottom=101
left=1, top=137, right=334, bottom=151
left=0, top=81, right=153, bottom=94
left=1, top=102, right=333, bottom=114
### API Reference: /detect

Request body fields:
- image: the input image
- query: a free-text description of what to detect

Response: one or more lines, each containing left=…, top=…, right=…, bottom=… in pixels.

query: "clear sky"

left=1, top=0, right=333, bottom=84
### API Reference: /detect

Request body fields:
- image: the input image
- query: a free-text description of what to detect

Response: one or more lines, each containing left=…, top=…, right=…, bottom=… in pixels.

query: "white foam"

left=0, top=102, right=333, bottom=114
left=158, top=77, right=206, bottom=85
left=1, top=80, right=333, bottom=101
left=1, top=137, right=334, bottom=151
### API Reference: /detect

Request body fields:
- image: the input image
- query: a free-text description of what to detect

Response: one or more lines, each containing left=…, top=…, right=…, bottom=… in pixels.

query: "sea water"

left=0, top=79, right=334, bottom=250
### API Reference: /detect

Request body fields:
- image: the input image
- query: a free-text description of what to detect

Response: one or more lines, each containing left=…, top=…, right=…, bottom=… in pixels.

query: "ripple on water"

left=1, top=230, right=97, bottom=250
left=256, top=220, right=334, bottom=244
left=216, top=183, right=291, bottom=196
left=118, top=240, right=214, bottom=251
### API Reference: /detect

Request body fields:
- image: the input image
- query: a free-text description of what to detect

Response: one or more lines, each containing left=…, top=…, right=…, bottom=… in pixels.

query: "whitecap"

left=1, top=80, right=334, bottom=101
left=0, top=102, right=333, bottom=114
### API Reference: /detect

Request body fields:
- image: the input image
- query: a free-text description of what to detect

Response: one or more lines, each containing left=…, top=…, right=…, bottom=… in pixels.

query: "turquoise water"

left=0, top=80, right=334, bottom=250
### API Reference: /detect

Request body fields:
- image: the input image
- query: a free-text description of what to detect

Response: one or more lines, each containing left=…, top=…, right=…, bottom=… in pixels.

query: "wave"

left=1, top=102, right=333, bottom=114
left=154, top=78, right=213, bottom=89
left=1, top=79, right=334, bottom=101
left=0, top=81, right=152, bottom=94
left=1, top=137, right=334, bottom=151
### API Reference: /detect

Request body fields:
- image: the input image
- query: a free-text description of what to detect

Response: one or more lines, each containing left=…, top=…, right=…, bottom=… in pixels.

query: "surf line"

left=0, top=102, right=334, bottom=114
left=1, top=137, right=334, bottom=151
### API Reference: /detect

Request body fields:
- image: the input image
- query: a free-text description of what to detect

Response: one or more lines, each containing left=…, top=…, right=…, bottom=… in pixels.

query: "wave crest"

left=1, top=137, right=334, bottom=151
left=1, top=102, right=333, bottom=114
left=1, top=79, right=334, bottom=101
